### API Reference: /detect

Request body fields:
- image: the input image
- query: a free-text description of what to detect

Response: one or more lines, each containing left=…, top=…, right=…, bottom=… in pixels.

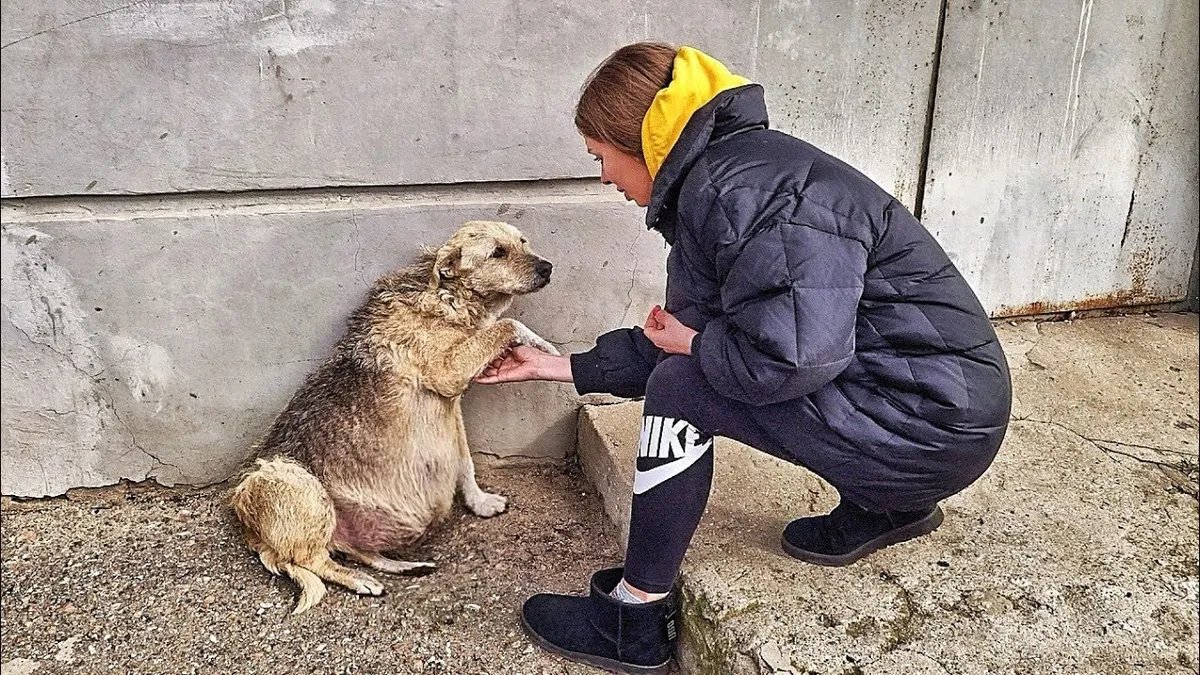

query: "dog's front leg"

left=507, top=319, right=560, bottom=356
left=452, top=401, right=507, bottom=517
left=424, top=319, right=549, bottom=397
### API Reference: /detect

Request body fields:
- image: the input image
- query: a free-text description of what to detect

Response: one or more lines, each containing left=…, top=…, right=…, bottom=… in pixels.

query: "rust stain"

left=994, top=290, right=1183, bottom=319
left=1127, top=248, right=1154, bottom=298
left=994, top=245, right=1185, bottom=319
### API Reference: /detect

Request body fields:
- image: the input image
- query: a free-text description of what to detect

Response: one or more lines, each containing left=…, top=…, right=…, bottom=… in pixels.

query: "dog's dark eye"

left=492, top=247, right=507, bottom=259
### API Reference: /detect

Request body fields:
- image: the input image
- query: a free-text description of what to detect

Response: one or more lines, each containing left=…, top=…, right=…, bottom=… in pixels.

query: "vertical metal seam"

left=913, top=0, right=949, bottom=221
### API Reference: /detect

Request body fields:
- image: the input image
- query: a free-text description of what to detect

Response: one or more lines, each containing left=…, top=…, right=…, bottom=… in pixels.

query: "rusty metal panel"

left=920, top=0, right=1199, bottom=317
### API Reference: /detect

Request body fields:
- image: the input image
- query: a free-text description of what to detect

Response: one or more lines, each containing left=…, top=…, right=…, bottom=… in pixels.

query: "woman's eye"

left=593, top=156, right=602, bottom=163
left=492, top=247, right=507, bottom=259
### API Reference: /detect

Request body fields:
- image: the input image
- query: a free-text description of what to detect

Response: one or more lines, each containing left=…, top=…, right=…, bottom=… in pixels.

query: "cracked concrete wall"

left=0, top=1, right=944, bottom=201
left=1, top=2, right=947, bottom=497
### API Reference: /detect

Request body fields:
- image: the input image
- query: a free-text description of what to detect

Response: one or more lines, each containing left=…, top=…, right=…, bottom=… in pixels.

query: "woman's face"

left=584, top=137, right=653, bottom=207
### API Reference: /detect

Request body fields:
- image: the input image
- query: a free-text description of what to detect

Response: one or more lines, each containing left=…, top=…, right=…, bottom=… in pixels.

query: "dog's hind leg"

left=336, top=546, right=436, bottom=576
left=231, top=457, right=382, bottom=613
left=271, top=554, right=382, bottom=614
left=305, top=555, right=385, bottom=596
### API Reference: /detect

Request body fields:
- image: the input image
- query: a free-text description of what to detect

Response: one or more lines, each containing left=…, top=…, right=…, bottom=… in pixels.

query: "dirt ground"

left=0, top=463, right=629, bottom=675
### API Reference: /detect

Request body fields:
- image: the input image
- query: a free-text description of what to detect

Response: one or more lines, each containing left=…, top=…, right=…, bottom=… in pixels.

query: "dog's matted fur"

left=231, top=221, right=558, bottom=614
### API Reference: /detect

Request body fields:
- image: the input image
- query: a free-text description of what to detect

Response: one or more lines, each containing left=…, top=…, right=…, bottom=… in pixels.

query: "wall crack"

left=7, top=314, right=182, bottom=483
left=1, top=2, right=145, bottom=50
left=619, top=227, right=648, bottom=326
left=7, top=321, right=102, bottom=380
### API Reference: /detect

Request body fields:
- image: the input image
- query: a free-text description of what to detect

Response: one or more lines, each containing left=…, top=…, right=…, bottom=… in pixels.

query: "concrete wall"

left=756, top=0, right=941, bottom=209
left=0, top=1, right=761, bottom=197
left=920, top=0, right=1200, bottom=314
left=1, top=0, right=1197, bottom=496
left=0, top=1, right=938, bottom=206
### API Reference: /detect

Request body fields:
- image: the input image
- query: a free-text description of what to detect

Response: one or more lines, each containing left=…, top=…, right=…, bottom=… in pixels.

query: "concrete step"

left=575, top=314, right=1200, bottom=675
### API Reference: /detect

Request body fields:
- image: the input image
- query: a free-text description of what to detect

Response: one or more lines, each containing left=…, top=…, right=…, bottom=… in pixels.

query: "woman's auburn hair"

left=574, top=42, right=678, bottom=161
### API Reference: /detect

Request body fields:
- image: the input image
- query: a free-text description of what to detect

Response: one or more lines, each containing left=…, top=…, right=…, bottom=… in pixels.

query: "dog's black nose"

left=535, top=260, right=553, bottom=280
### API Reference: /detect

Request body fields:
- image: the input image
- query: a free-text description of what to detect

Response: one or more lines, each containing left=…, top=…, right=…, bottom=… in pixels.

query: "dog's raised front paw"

left=507, top=319, right=560, bottom=356
left=531, top=338, right=560, bottom=356
left=468, top=492, right=508, bottom=518
left=520, top=332, right=559, bottom=356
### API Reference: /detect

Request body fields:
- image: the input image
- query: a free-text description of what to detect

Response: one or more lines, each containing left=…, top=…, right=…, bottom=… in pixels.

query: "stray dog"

left=231, top=220, right=558, bottom=614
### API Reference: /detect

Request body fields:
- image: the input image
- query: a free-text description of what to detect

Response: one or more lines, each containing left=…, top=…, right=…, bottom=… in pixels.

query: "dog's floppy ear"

left=429, top=244, right=463, bottom=288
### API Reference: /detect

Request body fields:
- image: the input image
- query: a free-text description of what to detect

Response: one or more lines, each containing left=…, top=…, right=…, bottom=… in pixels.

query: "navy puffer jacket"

left=571, top=84, right=1010, bottom=488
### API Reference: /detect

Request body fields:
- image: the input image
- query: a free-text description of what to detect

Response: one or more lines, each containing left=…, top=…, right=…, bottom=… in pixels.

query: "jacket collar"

left=645, top=84, right=770, bottom=238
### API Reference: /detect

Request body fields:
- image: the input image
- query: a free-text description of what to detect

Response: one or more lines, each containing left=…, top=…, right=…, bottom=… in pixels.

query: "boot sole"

left=781, top=505, right=945, bottom=567
left=519, top=610, right=673, bottom=675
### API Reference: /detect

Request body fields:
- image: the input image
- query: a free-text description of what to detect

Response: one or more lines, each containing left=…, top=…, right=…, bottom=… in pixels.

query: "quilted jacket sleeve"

left=570, top=327, right=664, bottom=398
left=694, top=213, right=868, bottom=406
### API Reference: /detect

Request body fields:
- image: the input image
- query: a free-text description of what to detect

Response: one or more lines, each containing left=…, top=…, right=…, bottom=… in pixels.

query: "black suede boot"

left=520, top=567, right=678, bottom=674
left=782, top=500, right=944, bottom=566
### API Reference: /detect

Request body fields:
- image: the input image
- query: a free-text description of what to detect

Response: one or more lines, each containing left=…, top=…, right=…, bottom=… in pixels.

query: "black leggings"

left=622, top=355, right=789, bottom=593
left=621, top=355, right=978, bottom=593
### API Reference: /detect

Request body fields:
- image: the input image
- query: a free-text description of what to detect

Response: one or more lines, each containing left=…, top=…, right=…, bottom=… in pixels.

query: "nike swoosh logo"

left=632, top=437, right=713, bottom=495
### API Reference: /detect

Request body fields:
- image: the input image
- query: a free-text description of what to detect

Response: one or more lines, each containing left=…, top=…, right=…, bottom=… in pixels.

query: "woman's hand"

left=475, top=345, right=574, bottom=384
left=643, top=306, right=698, bottom=355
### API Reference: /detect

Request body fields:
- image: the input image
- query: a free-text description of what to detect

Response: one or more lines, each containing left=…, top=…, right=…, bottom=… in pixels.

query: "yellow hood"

left=640, top=47, right=752, bottom=178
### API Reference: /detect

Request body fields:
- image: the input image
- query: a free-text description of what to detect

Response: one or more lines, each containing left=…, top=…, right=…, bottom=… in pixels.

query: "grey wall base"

left=1, top=183, right=666, bottom=497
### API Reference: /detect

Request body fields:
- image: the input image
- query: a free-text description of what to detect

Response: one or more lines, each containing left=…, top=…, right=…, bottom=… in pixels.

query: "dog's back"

left=254, top=352, right=400, bottom=475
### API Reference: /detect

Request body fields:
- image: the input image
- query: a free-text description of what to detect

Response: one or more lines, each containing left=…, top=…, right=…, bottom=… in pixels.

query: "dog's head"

left=429, top=221, right=553, bottom=297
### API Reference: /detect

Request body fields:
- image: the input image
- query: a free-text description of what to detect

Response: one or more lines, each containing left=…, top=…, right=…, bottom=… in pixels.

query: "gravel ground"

left=1, top=463, right=630, bottom=675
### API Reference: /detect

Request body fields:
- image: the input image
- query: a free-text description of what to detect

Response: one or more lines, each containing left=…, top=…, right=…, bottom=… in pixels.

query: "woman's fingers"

left=644, top=307, right=670, bottom=349
left=654, top=306, right=676, bottom=328
left=644, top=305, right=667, bottom=332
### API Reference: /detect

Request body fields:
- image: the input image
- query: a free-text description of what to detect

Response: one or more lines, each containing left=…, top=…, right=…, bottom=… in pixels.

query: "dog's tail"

left=231, top=457, right=338, bottom=615
left=280, top=562, right=327, bottom=615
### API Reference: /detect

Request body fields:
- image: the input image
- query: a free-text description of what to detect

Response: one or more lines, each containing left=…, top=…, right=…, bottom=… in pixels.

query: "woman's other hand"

left=643, top=306, right=697, bottom=355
